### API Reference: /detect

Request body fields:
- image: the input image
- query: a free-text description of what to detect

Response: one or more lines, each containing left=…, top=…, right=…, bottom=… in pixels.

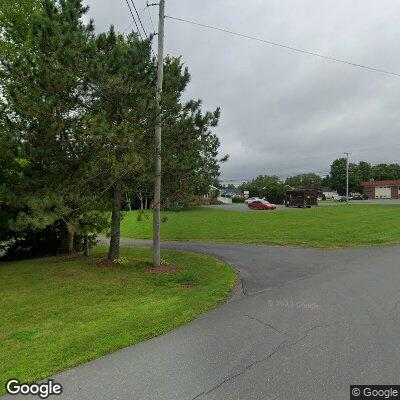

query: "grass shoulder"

left=0, top=247, right=236, bottom=393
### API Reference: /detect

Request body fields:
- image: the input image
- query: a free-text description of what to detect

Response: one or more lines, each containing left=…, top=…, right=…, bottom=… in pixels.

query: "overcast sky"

left=83, top=0, right=400, bottom=182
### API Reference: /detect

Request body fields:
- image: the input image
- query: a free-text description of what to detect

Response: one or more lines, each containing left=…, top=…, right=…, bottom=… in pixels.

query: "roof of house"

left=362, top=180, right=400, bottom=187
left=220, top=188, right=243, bottom=196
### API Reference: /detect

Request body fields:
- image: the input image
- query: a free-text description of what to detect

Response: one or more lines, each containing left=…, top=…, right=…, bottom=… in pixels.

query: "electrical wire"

left=146, top=2, right=156, bottom=34
left=165, top=15, right=400, bottom=78
left=124, top=0, right=142, bottom=40
left=130, top=0, right=148, bottom=37
left=123, top=0, right=156, bottom=58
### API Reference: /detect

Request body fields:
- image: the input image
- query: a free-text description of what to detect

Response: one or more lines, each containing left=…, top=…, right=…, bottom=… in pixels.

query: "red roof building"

left=362, top=180, right=400, bottom=199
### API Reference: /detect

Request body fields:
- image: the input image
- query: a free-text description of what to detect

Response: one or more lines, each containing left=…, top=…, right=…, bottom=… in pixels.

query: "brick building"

left=362, top=180, right=400, bottom=199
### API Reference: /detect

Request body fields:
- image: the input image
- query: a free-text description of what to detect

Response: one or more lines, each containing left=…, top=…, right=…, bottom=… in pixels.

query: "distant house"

left=219, top=188, right=243, bottom=198
left=320, top=187, right=338, bottom=199
left=204, top=186, right=219, bottom=199
left=362, top=180, right=400, bottom=199
left=204, top=186, right=243, bottom=204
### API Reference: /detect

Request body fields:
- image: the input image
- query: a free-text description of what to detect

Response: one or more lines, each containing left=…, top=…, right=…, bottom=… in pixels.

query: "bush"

left=1, top=221, right=68, bottom=260
left=191, top=197, right=222, bottom=207
left=232, top=197, right=245, bottom=203
left=0, top=210, right=105, bottom=261
left=209, top=198, right=223, bottom=205
left=113, top=256, right=129, bottom=266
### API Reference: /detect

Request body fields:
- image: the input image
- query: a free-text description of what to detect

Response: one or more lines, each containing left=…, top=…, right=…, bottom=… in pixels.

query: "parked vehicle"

left=351, top=194, right=369, bottom=200
left=285, top=190, right=318, bottom=208
left=245, top=197, right=262, bottom=204
left=247, top=199, right=277, bottom=210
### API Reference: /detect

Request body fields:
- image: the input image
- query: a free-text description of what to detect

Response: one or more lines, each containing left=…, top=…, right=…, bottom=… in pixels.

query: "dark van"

left=285, top=189, right=318, bottom=208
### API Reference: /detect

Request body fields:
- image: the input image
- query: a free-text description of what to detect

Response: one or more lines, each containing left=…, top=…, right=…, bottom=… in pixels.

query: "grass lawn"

left=121, top=205, right=400, bottom=247
left=0, top=247, right=236, bottom=393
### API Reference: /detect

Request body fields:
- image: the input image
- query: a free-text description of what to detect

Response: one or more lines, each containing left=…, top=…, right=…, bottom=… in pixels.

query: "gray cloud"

left=83, top=0, right=400, bottom=181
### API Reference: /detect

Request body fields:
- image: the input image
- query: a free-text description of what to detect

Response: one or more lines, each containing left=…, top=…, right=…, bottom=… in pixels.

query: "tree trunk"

left=67, top=227, right=74, bottom=254
left=139, top=191, right=144, bottom=210
left=83, top=235, right=89, bottom=257
left=145, top=196, right=148, bottom=210
left=108, top=177, right=122, bottom=261
left=126, top=194, right=132, bottom=211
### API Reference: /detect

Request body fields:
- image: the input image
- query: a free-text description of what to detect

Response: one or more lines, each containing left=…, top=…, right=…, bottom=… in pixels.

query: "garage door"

left=375, top=186, right=391, bottom=198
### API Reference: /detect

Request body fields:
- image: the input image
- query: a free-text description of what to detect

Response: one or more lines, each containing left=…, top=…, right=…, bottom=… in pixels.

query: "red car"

left=247, top=199, right=277, bottom=210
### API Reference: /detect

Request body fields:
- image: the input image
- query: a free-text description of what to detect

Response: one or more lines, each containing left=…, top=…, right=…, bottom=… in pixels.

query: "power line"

left=130, top=0, right=148, bottom=37
left=146, top=2, right=156, bottom=34
left=350, top=143, right=400, bottom=154
left=123, top=0, right=156, bottom=58
left=122, top=22, right=134, bottom=34
left=124, top=0, right=142, bottom=40
left=165, top=15, right=400, bottom=78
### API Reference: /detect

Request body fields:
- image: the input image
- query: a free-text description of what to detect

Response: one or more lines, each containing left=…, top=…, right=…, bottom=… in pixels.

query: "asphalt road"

left=6, top=240, right=400, bottom=400
left=351, top=198, right=400, bottom=204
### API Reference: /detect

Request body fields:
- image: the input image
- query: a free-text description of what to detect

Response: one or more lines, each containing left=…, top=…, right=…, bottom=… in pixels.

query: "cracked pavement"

left=6, top=240, right=400, bottom=400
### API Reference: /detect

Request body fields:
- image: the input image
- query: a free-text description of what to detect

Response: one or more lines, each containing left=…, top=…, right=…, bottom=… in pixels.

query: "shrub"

left=113, top=256, right=129, bottom=266
left=191, top=197, right=223, bottom=207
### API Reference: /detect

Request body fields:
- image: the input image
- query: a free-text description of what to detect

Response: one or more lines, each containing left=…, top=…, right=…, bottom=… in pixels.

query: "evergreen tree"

left=86, top=27, right=155, bottom=260
left=1, top=0, right=107, bottom=255
left=1, top=0, right=225, bottom=261
left=128, top=58, right=224, bottom=212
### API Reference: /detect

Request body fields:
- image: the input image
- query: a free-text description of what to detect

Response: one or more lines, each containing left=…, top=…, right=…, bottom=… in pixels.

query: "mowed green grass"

left=0, top=247, right=236, bottom=393
left=121, top=205, right=400, bottom=247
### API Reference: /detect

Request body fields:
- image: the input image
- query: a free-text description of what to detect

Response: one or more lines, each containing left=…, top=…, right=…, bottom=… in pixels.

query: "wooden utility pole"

left=153, top=0, right=165, bottom=267
left=344, top=152, right=351, bottom=203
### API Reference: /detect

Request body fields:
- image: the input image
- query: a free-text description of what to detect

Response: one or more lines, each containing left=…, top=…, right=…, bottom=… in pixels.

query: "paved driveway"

left=6, top=240, right=400, bottom=400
